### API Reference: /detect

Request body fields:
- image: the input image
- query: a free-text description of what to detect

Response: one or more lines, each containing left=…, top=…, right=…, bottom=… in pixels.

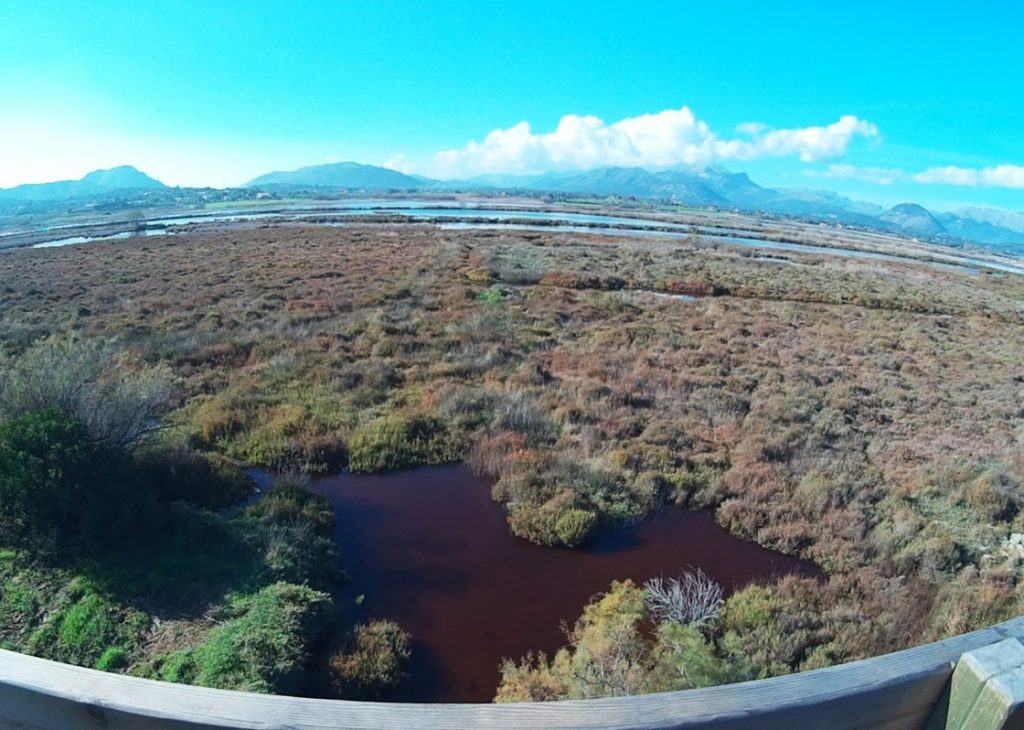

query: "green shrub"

left=507, top=498, right=571, bottom=547
left=0, top=409, right=154, bottom=554
left=136, top=441, right=252, bottom=509
left=247, top=523, right=345, bottom=589
left=235, top=483, right=344, bottom=588
left=0, top=579, right=39, bottom=627
left=476, top=287, right=505, bottom=307
left=554, top=509, right=598, bottom=547
left=721, top=585, right=778, bottom=634
left=650, top=622, right=735, bottom=691
left=347, top=415, right=459, bottom=473
left=96, top=646, right=130, bottom=671
left=245, top=480, right=334, bottom=537
left=158, top=582, right=332, bottom=694
left=966, top=467, right=1022, bottom=522
left=330, top=620, right=411, bottom=699
left=26, top=584, right=147, bottom=670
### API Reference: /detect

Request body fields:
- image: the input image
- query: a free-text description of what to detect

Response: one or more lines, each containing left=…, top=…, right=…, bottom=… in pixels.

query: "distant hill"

left=246, top=162, right=426, bottom=189
left=880, top=203, right=946, bottom=237
left=454, top=166, right=891, bottom=226
left=0, top=166, right=165, bottom=201
left=456, top=166, right=726, bottom=205
left=952, top=207, right=1024, bottom=235
left=938, top=214, right=1024, bottom=248
left=536, top=167, right=729, bottom=205
left=4, top=160, right=1022, bottom=254
left=449, top=167, right=1023, bottom=251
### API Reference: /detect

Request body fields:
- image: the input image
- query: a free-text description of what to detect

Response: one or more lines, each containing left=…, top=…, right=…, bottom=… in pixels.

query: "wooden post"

left=931, top=638, right=1024, bottom=729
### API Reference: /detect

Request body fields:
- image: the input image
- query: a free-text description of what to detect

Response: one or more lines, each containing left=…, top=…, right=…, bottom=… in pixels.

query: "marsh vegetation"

left=1, top=218, right=1023, bottom=700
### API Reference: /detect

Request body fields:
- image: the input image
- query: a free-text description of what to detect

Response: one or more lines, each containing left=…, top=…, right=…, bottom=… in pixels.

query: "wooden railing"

left=3, top=616, right=1024, bottom=729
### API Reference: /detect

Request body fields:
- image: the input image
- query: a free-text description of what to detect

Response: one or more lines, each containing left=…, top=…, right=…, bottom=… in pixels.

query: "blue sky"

left=1, top=1, right=1022, bottom=210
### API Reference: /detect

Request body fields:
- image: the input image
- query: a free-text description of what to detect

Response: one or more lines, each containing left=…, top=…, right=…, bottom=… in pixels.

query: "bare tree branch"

left=644, top=568, right=724, bottom=628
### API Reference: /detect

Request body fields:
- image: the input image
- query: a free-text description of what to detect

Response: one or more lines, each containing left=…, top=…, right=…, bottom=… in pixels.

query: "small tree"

left=0, top=337, right=174, bottom=451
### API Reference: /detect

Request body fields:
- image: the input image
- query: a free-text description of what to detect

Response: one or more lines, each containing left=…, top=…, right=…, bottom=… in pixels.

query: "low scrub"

left=25, top=579, right=147, bottom=670
left=347, top=414, right=459, bottom=473
left=153, top=582, right=332, bottom=695
left=0, top=409, right=154, bottom=555
left=330, top=620, right=411, bottom=699
left=496, top=578, right=806, bottom=701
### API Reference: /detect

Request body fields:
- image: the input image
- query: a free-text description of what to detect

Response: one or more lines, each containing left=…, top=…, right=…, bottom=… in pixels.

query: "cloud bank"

left=814, top=164, right=905, bottom=186
left=389, top=107, right=878, bottom=179
left=913, top=165, right=1024, bottom=189
left=806, top=163, right=1024, bottom=191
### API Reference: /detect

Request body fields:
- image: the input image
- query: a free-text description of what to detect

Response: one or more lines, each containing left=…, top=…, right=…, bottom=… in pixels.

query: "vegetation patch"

left=347, top=414, right=460, bottom=473
left=151, top=582, right=332, bottom=694
left=330, top=620, right=411, bottom=699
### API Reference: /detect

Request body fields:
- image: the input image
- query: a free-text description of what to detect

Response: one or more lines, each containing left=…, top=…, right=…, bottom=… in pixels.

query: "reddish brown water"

left=307, top=464, right=818, bottom=703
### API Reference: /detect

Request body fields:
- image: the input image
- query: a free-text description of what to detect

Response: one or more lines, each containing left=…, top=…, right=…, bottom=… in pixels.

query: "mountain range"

left=3, top=162, right=1023, bottom=251
left=245, top=161, right=422, bottom=189
left=0, top=166, right=165, bottom=201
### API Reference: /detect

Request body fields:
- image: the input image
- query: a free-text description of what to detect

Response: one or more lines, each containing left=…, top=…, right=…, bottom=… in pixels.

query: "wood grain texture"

left=3, top=616, right=1024, bottom=729
left=940, top=638, right=1024, bottom=729
left=939, top=638, right=1024, bottom=730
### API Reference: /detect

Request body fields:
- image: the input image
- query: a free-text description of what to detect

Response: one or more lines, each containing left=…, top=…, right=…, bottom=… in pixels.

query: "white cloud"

left=752, top=116, right=879, bottom=163
left=913, top=164, right=1024, bottom=189
left=392, top=106, right=879, bottom=178
left=814, top=164, right=905, bottom=185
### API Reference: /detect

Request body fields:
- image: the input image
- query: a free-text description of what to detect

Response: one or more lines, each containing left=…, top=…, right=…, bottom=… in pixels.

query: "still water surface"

left=305, top=464, right=819, bottom=702
left=26, top=203, right=1022, bottom=275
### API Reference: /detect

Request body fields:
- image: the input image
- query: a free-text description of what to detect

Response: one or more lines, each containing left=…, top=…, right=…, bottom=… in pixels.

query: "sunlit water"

left=25, top=202, right=1023, bottom=276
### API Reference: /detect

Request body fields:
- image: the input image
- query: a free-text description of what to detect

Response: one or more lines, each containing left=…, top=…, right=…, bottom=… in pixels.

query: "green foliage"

left=330, top=620, right=411, bottom=699
left=554, top=509, right=599, bottom=547
left=155, top=582, right=332, bottom=694
left=966, top=467, right=1023, bottom=522
left=0, top=578, right=38, bottom=628
left=234, top=482, right=344, bottom=589
left=237, top=518, right=345, bottom=590
left=96, top=646, right=130, bottom=671
left=502, top=459, right=641, bottom=546
left=0, top=409, right=153, bottom=554
left=25, top=582, right=147, bottom=669
left=347, top=414, right=459, bottom=473
left=136, top=438, right=251, bottom=509
left=0, top=336, right=174, bottom=451
left=650, top=622, right=736, bottom=690
left=244, top=480, right=334, bottom=536
left=498, top=578, right=797, bottom=702
left=498, top=580, right=654, bottom=700
left=476, top=286, right=505, bottom=307
left=721, top=584, right=778, bottom=634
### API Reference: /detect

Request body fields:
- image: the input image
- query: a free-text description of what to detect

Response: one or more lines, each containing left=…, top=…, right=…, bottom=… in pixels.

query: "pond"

left=302, top=464, right=819, bottom=702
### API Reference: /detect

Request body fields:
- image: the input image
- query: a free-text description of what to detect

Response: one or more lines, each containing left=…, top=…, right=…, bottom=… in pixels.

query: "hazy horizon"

left=1, top=1, right=1021, bottom=211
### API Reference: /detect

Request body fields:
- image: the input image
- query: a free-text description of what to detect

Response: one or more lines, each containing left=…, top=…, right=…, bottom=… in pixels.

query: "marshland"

left=2, top=208, right=1023, bottom=701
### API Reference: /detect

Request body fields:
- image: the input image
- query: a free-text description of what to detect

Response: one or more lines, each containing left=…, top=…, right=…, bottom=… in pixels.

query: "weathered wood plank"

left=939, top=638, right=1024, bottom=729
left=3, top=616, right=1024, bottom=729
left=937, top=638, right=1024, bottom=730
